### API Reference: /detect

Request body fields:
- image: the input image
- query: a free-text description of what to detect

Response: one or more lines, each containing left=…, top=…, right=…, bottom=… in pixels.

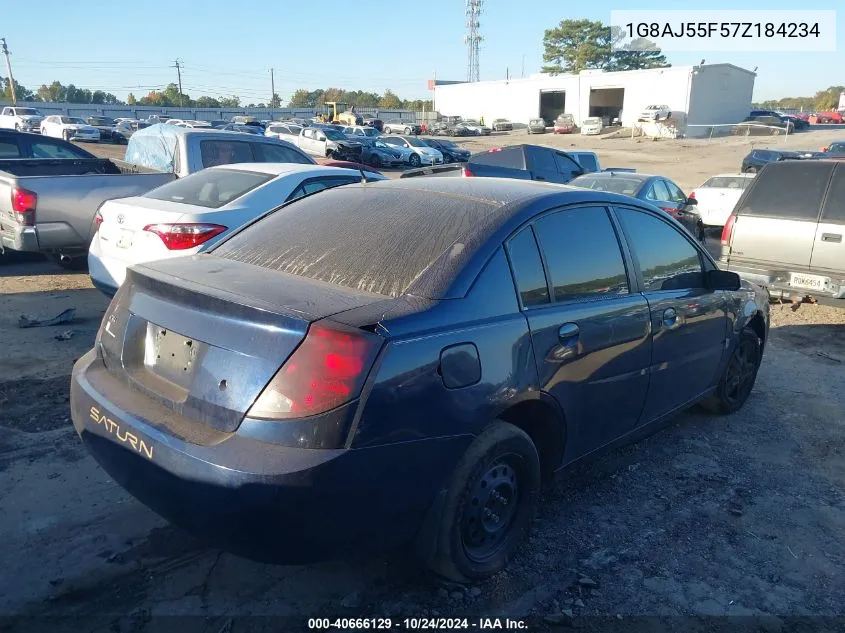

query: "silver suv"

left=720, top=160, right=845, bottom=298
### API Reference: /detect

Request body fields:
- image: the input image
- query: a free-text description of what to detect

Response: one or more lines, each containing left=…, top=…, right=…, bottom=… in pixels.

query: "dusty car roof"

left=205, top=163, right=366, bottom=177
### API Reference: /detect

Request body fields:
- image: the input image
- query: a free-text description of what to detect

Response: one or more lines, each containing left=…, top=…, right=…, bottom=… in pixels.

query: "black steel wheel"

left=409, top=153, right=421, bottom=168
left=701, top=328, right=762, bottom=414
left=423, top=421, right=540, bottom=583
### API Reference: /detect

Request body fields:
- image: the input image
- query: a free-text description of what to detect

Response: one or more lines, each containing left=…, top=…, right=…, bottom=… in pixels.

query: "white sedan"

left=88, top=164, right=384, bottom=296
left=40, top=115, right=100, bottom=142
left=379, top=135, right=443, bottom=167
left=688, top=173, right=755, bottom=229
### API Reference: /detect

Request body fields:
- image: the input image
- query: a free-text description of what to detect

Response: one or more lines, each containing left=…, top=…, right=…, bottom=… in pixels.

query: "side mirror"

left=706, top=269, right=741, bottom=291
left=686, top=197, right=698, bottom=206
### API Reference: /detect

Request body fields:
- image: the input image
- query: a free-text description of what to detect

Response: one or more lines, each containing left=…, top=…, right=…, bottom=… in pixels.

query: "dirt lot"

left=1, top=132, right=844, bottom=631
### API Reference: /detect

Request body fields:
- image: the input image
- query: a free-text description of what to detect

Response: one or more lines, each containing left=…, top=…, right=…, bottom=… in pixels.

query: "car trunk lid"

left=97, top=255, right=387, bottom=432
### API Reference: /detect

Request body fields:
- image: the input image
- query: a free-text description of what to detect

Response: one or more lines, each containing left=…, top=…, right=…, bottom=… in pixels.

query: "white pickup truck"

left=0, top=106, right=45, bottom=132
left=290, top=126, right=363, bottom=161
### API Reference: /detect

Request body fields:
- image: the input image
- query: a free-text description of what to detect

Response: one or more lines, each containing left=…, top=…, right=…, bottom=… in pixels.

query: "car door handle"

left=558, top=322, right=580, bottom=345
left=534, top=175, right=546, bottom=181
left=821, top=233, right=842, bottom=243
left=662, top=308, right=680, bottom=329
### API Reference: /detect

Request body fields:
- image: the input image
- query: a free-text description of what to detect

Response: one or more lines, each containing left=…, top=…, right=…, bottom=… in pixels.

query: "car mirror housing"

left=706, top=269, right=741, bottom=291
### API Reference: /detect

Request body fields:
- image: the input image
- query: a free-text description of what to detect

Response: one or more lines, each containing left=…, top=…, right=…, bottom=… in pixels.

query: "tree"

left=37, top=81, right=67, bottom=102
left=127, top=93, right=137, bottom=105
left=194, top=96, right=221, bottom=108
left=814, top=85, right=844, bottom=111
left=542, top=19, right=611, bottom=74
left=219, top=95, right=240, bottom=107
left=379, top=89, right=402, bottom=108
left=269, top=92, right=281, bottom=108
left=605, top=29, right=669, bottom=71
left=1, top=76, right=35, bottom=101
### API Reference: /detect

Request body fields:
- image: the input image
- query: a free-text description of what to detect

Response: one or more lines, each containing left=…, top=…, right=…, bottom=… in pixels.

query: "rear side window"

left=145, top=168, right=274, bottom=209
left=528, top=147, right=557, bottom=173
left=506, top=228, right=550, bottom=307
left=736, top=162, right=834, bottom=220
left=0, top=139, right=21, bottom=158
left=213, top=186, right=501, bottom=298
left=617, top=208, right=704, bottom=291
left=30, top=140, right=92, bottom=159
left=253, top=143, right=312, bottom=164
left=471, top=147, right=525, bottom=169
left=533, top=207, right=629, bottom=301
left=820, top=166, right=845, bottom=223
left=574, top=153, right=598, bottom=172
left=200, top=140, right=255, bottom=168
left=553, top=152, right=584, bottom=179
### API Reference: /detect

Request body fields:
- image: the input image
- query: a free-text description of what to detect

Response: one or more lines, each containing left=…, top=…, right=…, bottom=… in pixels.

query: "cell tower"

left=464, top=0, right=483, bottom=82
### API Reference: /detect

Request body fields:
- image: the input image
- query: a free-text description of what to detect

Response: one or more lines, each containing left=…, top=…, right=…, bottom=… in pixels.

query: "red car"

left=815, top=111, right=844, bottom=124
left=553, top=115, right=576, bottom=134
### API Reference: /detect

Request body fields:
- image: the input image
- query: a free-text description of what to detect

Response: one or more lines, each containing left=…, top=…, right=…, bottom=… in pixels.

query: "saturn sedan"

left=72, top=177, right=768, bottom=584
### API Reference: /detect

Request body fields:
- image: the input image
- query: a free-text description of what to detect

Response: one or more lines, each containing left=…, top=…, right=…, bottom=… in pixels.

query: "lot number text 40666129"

left=307, top=618, right=528, bottom=630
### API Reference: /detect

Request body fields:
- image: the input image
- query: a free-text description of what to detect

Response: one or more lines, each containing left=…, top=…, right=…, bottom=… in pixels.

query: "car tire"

left=404, top=126, right=411, bottom=134
left=63, top=130, right=71, bottom=141
left=425, top=421, right=541, bottom=584
left=700, top=328, right=762, bottom=415
left=409, top=153, right=422, bottom=168
left=745, top=166, right=757, bottom=174
left=370, top=154, right=382, bottom=168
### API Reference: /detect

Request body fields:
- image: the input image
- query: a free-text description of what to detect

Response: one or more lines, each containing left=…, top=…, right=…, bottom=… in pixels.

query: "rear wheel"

left=404, top=126, right=411, bottom=134
left=700, top=328, right=762, bottom=414
left=425, top=421, right=540, bottom=584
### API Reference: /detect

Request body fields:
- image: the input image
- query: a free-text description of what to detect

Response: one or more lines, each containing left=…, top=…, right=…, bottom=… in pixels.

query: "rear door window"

left=285, top=176, right=360, bottom=202
left=663, top=180, right=687, bottom=203
left=533, top=207, right=629, bottom=301
left=527, top=147, right=557, bottom=173
left=200, top=140, right=255, bottom=168
left=554, top=152, right=584, bottom=179
left=29, top=140, right=93, bottom=159
left=573, top=153, right=598, bottom=173
left=252, top=142, right=312, bottom=164
left=646, top=180, right=670, bottom=202
left=736, top=161, right=834, bottom=220
left=0, top=138, right=21, bottom=158
left=820, top=166, right=845, bottom=224
left=506, top=227, right=550, bottom=307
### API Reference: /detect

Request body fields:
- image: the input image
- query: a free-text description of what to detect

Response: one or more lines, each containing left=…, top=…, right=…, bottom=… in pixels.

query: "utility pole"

left=506, top=67, right=509, bottom=81
left=1, top=38, right=16, bottom=105
left=172, top=59, right=184, bottom=107
left=521, top=55, right=525, bottom=78
left=270, top=68, right=275, bottom=107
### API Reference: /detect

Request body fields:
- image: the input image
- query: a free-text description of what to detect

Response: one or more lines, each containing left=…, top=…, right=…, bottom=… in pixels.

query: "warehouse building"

left=433, top=63, right=756, bottom=137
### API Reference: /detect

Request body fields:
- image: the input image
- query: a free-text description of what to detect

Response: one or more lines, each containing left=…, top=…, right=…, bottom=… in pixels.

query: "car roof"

left=205, top=163, right=359, bottom=177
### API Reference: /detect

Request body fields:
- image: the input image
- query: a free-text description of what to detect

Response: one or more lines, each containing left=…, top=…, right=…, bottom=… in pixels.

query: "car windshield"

left=61, top=117, right=86, bottom=124
left=406, top=137, right=426, bottom=147
left=530, top=119, right=543, bottom=125
left=362, top=128, right=379, bottom=136
left=144, top=168, right=275, bottom=209
left=89, top=117, right=114, bottom=125
left=17, top=108, right=41, bottom=116
left=436, top=139, right=456, bottom=148
left=570, top=176, right=643, bottom=196
left=702, top=176, right=751, bottom=189
left=584, top=118, right=602, bottom=124
left=374, top=141, right=391, bottom=149
left=324, top=130, right=346, bottom=141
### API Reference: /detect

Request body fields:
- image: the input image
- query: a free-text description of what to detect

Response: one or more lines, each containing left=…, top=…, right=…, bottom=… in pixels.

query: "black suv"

left=740, top=148, right=821, bottom=173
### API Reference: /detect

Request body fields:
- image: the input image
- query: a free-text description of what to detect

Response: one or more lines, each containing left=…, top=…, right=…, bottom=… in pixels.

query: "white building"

left=433, top=63, right=756, bottom=137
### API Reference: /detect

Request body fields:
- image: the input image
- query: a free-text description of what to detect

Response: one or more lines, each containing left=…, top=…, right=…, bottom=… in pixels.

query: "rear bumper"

left=722, top=259, right=845, bottom=299
left=0, top=226, right=39, bottom=253
left=87, top=234, right=128, bottom=294
left=71, top=350, right=468, bottom=563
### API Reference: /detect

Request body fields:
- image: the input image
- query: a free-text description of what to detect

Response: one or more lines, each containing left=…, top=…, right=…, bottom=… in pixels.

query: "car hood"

left=67, top=124, right=97, bottom=131
left=20, top=115, right=43, bottom=122
left=90, top=124, right=115, bottom=130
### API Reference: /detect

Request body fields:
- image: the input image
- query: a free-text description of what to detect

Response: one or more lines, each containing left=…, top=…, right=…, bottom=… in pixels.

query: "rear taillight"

left=11, top=187, right=37, bottom=226
left=721, top=212, right=737, bottom=246
left=143, top=223, right=226, bottom=250
left=94, top=212, right=104, bottom=228
left=659, top=206, right=677, bottom=215
left=247, top=322, right=382, bottom=420
left=461, top=166, right=474, bottom=177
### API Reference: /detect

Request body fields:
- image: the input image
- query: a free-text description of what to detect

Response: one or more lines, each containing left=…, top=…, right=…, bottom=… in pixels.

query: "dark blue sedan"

left=71, top=178, right=769, bottom=583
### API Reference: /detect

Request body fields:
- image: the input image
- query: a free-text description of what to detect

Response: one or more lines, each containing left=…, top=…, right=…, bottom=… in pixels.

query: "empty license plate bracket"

left=144, top=324, right=198, bottom=385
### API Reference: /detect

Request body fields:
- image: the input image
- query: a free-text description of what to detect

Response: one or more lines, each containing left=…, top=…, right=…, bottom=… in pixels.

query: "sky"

left=3, top=0, right=843, bottom=104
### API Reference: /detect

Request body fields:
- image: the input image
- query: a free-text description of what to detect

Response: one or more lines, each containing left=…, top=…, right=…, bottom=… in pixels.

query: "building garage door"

left=589, top=88, right=624, bottom=123
left=539, top=91, right=565, bottom=124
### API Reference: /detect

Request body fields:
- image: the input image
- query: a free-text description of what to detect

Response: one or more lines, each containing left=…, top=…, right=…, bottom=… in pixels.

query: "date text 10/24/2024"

left=308, top=618, right=528, bottom=630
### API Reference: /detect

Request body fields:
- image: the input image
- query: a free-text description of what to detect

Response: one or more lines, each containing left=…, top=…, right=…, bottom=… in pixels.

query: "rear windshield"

left=702, top=176, right=751, bottom=189
left=213, top=185, right=499, bottom=298
left=570, top=176, right=642, bottom=196
left=145, top=168, right=274, bottom=209
left=471, top=147, right=525, bottom=169
left=736, top=162, right=834, bottom=220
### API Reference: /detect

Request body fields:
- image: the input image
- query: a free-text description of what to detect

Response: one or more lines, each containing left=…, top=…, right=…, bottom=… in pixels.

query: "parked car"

left=342, top=125, right=382, bottom=139
left=265, top=123, right=303, bottom=141
left=112, top=120, right=151, bottom=143
left=380, top=135, right=443, bottom=167
left=814, top=111, right=844, bottom=124
left=420, top=138, right=470, bottom=163
left=85, top=116, right=119, bottom=143
left=461, top=120, right=492, bottom=135
left=383, top=120, right=421, bottom=135
left=580, top=117, right=603, bottom=135
left=820, top=141, right=845, bottom=156
left=733, top=116, right=794, bottom=136
left=688, top=173, right=756, bottom=230
left=71, top=177, right=768, bottom=584
left=355, top=138, right=404, bottom=168
left=553, top=114, right=576, bottom=134
left=491, top=118, right=513, bottom=132
left=402, top=144, right=584, bottom=185
left=0, top=106, right=45, bottom=132
left=363, top=117, right=384, bottom=132
left=568, top=172, right=703, bottom=240
left=721, top=160, right=845, bottom=298
left=0, top=129, right=96, bottom=160
left=526, top=118, right=546, bottom=134
left=290, top=127, right=364, bottom=161
left=207, top=120, right=230, bottom=129
left=740, top=148, right=820, bottom=173
left=88, top=164, right=384, bottom=296
left=0, top=126, right=314, bottom=263
left=40, top=115, right=100, bottom=142
left=221, top=124, right=265, bottom=135
left=639, top=105, right=671, bottom=121
left=779, top=114, right=809, bottom=130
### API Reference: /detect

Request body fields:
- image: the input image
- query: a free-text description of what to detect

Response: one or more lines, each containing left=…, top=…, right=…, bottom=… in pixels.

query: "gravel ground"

left=1, top=132, right=844, bottom=631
